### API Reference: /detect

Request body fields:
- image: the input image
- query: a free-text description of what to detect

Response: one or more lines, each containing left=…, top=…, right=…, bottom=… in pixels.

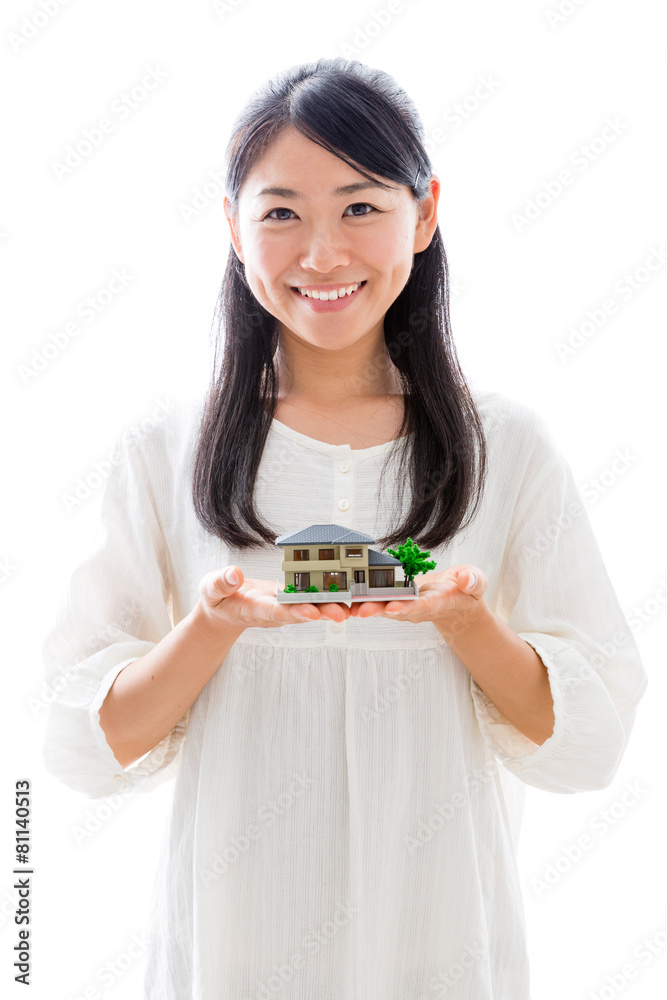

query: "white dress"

left=41, top=389, right=648, bottom=999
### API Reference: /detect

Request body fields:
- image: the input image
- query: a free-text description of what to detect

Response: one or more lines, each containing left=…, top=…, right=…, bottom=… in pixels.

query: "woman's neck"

left=272, top=326, right=402, bottom=409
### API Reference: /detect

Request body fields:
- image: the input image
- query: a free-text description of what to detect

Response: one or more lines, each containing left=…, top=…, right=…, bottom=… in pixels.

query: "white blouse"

left=41, top=389, right=648, bottom=999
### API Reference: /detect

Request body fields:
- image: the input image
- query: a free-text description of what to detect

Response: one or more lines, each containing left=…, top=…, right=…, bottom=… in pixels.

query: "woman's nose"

left=299, top=232, right=351, bottom=272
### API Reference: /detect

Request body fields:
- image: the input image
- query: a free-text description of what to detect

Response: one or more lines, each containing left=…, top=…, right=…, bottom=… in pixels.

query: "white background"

left=2, top=1, right=665, bottom=998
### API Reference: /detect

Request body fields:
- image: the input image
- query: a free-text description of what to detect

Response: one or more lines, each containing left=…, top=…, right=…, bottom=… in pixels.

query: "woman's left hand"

left=348, top=565, right=488, bottom=637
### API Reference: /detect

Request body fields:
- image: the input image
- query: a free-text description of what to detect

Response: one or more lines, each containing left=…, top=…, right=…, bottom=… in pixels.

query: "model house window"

left=324, top=572, right=347, bottom=590
left=319, top=548, right=334, bottom=560
left=293, top=549, right=309, bottom=561
left=345, top=547, right=363, bottom=558
left=370, top=569, right=394, bottom=588
left=294, top=572, right=310, bottom=590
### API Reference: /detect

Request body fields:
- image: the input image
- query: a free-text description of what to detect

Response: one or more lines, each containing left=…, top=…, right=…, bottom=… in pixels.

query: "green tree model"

left=387, top=538, right=436, bottom=588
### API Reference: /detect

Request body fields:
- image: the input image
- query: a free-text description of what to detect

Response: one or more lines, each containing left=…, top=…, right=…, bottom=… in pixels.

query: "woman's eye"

left=262, top=203, right=377, bottom=222
left=344, top=203, right=376, bottom=217
left=264, top=207, right=296, bottom=221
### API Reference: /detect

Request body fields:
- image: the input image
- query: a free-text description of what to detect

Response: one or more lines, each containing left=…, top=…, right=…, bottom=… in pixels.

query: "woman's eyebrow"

left=255, top=180, right=398, bottom=199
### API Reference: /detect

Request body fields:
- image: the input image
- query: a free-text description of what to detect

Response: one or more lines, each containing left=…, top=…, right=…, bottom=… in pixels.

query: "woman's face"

left=224, top=127, right=439, bottom=353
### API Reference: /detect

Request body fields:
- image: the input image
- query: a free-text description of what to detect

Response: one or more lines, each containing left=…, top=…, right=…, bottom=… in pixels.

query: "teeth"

left=297, top=281, right=363, bottom=300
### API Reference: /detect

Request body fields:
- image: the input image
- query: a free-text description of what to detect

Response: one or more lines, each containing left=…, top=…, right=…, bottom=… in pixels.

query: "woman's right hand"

left=197, top=566, right=351, bottom=631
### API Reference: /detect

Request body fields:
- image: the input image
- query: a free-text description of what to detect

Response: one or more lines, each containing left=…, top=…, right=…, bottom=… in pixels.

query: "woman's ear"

left=413, top=175, right=440, bottom=254
left=223, top=196, right=244, bottom=263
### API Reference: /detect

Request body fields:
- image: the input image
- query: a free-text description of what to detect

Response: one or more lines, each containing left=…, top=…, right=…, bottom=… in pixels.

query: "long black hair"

left=192, top=56, right=488, bottom=552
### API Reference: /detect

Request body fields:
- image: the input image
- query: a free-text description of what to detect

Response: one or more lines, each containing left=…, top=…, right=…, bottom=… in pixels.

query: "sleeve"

left=469, top=409, right=649, bottom=794
left=41, top=423, right=189, bottom=800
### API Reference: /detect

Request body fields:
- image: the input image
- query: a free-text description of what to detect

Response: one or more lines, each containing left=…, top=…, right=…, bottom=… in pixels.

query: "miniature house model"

left=275, top=523, right=418, bottom=606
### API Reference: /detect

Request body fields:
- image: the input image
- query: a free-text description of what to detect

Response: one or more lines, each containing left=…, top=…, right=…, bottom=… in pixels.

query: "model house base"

left=275, top=581, right=419, bottom=607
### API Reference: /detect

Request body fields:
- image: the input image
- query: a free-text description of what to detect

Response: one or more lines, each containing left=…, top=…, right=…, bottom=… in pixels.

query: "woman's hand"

left=197, top=566, right=351, bottom=631
left=348, top=565, right=488, bottom=637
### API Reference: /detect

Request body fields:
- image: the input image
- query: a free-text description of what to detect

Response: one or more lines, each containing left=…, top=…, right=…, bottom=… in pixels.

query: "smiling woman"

left=193, top=58, right=488, bottom=553
left=224, top=125, right=437, bottom=349
left=41, top=55, right=648, bottom=1000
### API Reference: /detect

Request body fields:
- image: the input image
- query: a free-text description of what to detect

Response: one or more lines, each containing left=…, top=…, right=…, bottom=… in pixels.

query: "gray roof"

left=275, top=524, right=375, bottom=545
left=367, top=548, right=401, bottom=567
left=274, top=524, right=401, bottom=566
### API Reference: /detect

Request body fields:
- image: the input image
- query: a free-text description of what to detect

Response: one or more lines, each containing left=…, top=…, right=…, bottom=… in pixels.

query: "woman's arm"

left=436, top=599, right=555, bottom=745
left=99, top=601, right=245, bottom=769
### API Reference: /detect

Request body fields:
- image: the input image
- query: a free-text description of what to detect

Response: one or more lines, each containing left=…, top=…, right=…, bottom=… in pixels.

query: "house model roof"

left=274, top=523, right=402, bottom=567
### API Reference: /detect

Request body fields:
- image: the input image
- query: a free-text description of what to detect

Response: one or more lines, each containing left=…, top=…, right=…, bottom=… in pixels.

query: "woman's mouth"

left=291, top=280, right=367, bottom=312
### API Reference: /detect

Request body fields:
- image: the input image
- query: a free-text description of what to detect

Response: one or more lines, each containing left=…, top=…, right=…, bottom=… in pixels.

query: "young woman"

left=42, top=57, right=648, bottom=999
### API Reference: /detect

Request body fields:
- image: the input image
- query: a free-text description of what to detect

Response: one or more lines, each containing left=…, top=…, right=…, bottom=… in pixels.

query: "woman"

left=42, top=56, right=648, bottom=999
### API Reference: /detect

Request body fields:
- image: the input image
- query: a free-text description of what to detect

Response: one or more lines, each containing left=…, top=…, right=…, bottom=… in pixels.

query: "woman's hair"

left=192, top=56, right=488, bottom=552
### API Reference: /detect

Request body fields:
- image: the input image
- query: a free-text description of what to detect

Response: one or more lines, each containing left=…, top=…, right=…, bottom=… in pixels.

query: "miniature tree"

left=387, top=537, right=436, bottom=588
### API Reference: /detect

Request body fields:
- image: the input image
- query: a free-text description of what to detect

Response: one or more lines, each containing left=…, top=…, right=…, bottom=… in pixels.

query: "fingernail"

left=466, top=572, right=477, bottom=591
left=224, top=567, right=239, bottom=585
